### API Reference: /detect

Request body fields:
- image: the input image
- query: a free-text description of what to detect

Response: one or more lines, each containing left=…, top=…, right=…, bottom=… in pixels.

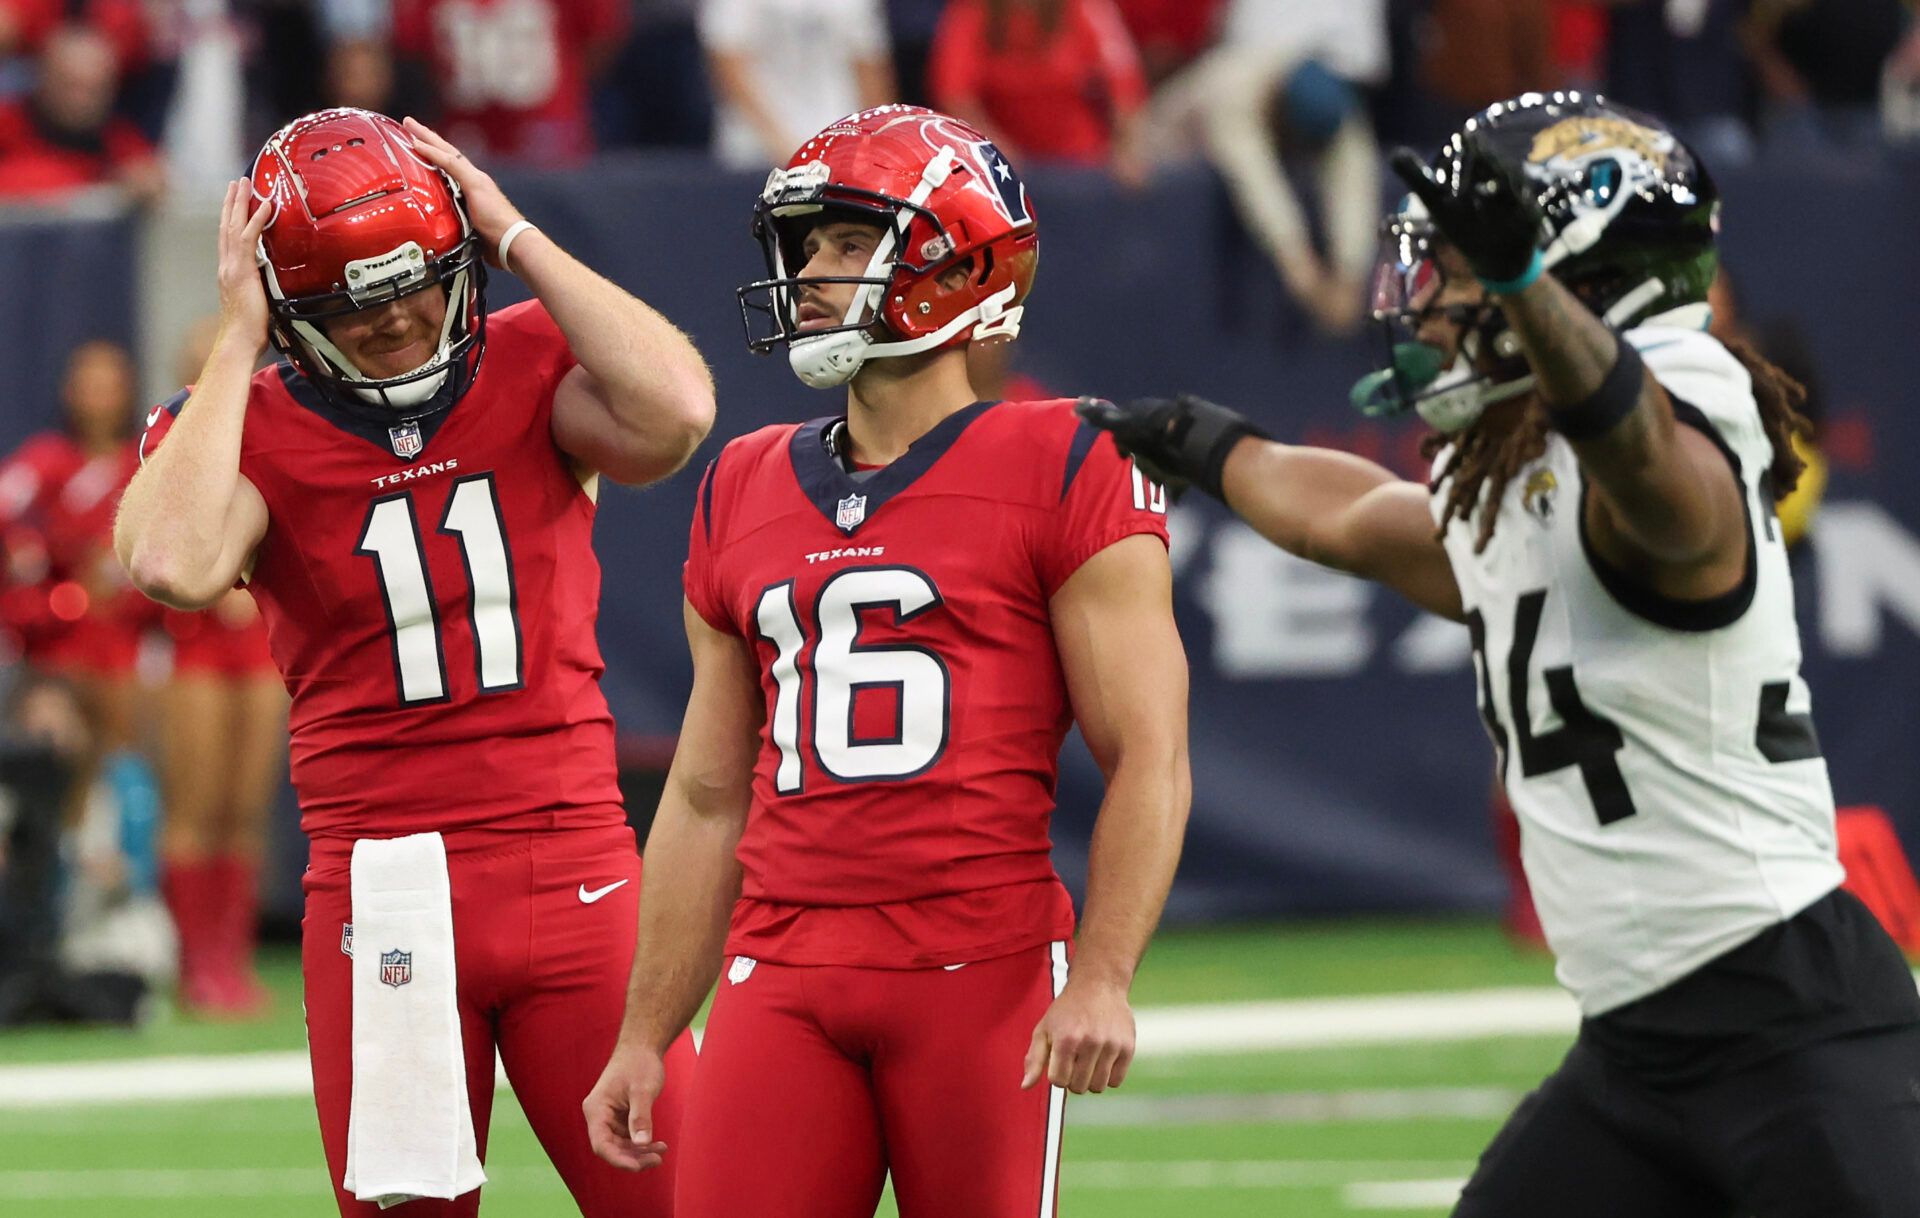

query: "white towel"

left=341, top=832, right=486, bottom=1209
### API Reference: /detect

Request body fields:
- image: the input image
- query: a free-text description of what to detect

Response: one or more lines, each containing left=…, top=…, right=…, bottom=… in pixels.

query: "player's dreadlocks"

left=1424, top=337, right=1813, bottom=553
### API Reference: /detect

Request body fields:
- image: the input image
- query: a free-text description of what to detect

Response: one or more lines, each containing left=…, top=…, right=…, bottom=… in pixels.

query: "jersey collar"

left=275, top=362, right=464, bottom=461
left=788, top=400, right=998, bottom=536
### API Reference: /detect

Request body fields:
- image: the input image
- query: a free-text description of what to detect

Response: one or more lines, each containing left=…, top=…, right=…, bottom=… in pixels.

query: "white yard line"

left=1072, top=1086, right=1523, bottom=1127
left=0, top=1162, right=1478, bottom=1200
left=1134, top=986, right=1578, bottom=1056
left=0, top=1050, right=312, bottom=1108
left=0, top=1165, right=568, bottom=1200
left=0, top=985, right=1578, bottom=1110
left=1344, top=1178, right=1470, bottom=1209
left=1072, top=1161, right=1476, bottom=1190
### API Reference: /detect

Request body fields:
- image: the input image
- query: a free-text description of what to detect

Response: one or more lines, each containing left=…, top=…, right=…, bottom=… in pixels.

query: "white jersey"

left=1436, top=319, right=1842, bottom=1016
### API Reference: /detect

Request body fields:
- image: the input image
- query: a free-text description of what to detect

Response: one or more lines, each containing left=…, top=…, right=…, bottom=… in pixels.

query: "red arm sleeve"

left=683, top=455, right=738, bottom=636
left=1037, top=421, right=1169, bottom=597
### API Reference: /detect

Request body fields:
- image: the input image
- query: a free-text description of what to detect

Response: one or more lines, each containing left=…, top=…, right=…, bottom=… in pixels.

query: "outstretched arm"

left=1497, top=273, right=1745, bottom=578
left=1389, top=140, right=1746, bottom=591
left=1026, top=533, right=1189, bottom=1096
left=1077, top=396, right=1462, bottom=620
left=404, top=119, right=715, bottom=487
left=583, top=602, right=760, bottom=1171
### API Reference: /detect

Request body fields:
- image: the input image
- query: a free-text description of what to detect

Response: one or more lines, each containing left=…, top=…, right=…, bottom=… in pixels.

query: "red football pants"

left=676, top=941, right=1069, bottom=1218
left=302, top=823, right=698, bottom=1217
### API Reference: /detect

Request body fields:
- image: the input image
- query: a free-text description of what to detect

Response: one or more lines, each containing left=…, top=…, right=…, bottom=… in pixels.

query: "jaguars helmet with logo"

left=1355, top=91, right=1719, bottom=432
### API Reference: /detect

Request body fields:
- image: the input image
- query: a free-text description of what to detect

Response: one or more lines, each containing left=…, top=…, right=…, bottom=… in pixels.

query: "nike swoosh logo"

left=146, top=406, right=165, bottom=429
left=578, top=879, right=630, bottom=904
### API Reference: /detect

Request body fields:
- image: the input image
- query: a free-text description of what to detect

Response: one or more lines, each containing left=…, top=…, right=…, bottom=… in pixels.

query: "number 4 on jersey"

left=356, top=474, right=522, bottom=705
left=1469, top=587, right=1825, bottom=828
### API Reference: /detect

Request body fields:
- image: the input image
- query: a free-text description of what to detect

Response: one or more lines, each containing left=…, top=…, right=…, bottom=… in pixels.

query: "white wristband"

left=497, top=220, right=538, bottom=273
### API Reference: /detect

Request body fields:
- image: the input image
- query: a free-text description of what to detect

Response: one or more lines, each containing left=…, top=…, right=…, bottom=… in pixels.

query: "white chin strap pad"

left=1416, top=352, right=1536, bottom=434
left=788, top=329, right=874, bottom=389
left=352, top=359, right=451, bottom=407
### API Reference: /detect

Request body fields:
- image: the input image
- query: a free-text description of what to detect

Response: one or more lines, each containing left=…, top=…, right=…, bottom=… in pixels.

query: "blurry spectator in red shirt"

left=0, top=0, right=148, bottom=82
left=1111, top=0, right=1223, bottom=84
left=929, top=0, right=1150, bottom=182
left=389, top=0, right=630, bottom=166
left=0, top=25, right=162, bottom=203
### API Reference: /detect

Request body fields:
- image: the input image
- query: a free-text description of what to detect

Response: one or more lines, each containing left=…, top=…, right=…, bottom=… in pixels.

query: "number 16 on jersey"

left=753, top=566, right=953, bottom=793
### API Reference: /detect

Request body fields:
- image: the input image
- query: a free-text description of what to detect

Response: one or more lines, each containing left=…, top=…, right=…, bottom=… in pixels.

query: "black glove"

left=1074, top=394, right=1266, bottom=502
left=1388, top=134, right=1547, bottom=289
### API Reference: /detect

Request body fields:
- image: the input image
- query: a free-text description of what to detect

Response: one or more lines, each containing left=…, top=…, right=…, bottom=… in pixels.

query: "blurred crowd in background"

left=2, top=0, right=1917, bottom=329
left=0, top=0, right=1904, bottom=1027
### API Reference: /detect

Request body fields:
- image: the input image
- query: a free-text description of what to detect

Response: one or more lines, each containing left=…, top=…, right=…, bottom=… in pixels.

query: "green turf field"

left=0, top=918, right=1567, bottom=1216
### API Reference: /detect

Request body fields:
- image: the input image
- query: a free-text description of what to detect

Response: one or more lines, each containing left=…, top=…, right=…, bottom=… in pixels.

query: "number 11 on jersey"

left=356, top=473, right=523, bottom=705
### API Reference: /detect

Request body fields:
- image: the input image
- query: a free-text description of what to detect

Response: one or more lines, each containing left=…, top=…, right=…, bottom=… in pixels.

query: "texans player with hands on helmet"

left=583, top=105, right=1190, bottom=1218
left=114, top=109, right=712, bottom=1217
left=1083, top=92, right=1920, bottom=1217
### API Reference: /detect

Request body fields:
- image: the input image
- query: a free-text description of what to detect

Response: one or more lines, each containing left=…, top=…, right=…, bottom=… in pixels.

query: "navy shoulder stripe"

left=137, top=388, right=193, bottom=467
left=697, top=456, right=719, bottom=544
left=1059, top=418, right=1102, bottom=503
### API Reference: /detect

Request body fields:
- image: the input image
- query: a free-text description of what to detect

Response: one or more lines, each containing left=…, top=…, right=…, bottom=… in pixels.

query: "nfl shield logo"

left=835, top=493, right=867, bottom=532
left=380, top=949, right=412, bottom=988
left=340, top=922, right=353, bottom=958
left=388, top=423, right=423, bottom=459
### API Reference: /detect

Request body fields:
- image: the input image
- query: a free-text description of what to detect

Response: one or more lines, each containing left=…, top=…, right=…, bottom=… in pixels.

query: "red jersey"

left=392, top=0, right=626, bottom=166
left=684, top=399, right=1170, bottom=967
left=928, top=0, right=1148, bottom=165
left=0, top=101, right=156, bottom=200
left=141, top=301, right=623, bottom=840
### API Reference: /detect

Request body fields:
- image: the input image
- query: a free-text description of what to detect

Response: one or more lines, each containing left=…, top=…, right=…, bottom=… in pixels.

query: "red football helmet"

left=737, top=105, right=1040, bottom=388
left=251, top=108, right=485, bottom=418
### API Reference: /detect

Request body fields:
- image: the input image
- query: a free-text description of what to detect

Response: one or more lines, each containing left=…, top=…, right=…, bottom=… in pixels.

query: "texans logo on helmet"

left=919, top=114, right=1031, bottom=229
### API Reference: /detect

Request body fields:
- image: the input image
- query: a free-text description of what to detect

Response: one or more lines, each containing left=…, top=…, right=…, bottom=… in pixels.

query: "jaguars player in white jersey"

left=1083, top=92, right=1920, bottom=1216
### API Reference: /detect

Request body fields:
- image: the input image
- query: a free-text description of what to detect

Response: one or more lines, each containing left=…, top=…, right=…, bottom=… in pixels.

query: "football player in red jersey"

left=113, top=108, right=713, bottom=1217
left=584, top=106, right=1192, bottom=1217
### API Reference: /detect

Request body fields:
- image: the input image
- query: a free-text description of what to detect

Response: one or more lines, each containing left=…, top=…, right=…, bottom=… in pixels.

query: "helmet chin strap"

left=787, top=286, right=1023, bottom=389
left=1367, top=274, right=1673, bottom=434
